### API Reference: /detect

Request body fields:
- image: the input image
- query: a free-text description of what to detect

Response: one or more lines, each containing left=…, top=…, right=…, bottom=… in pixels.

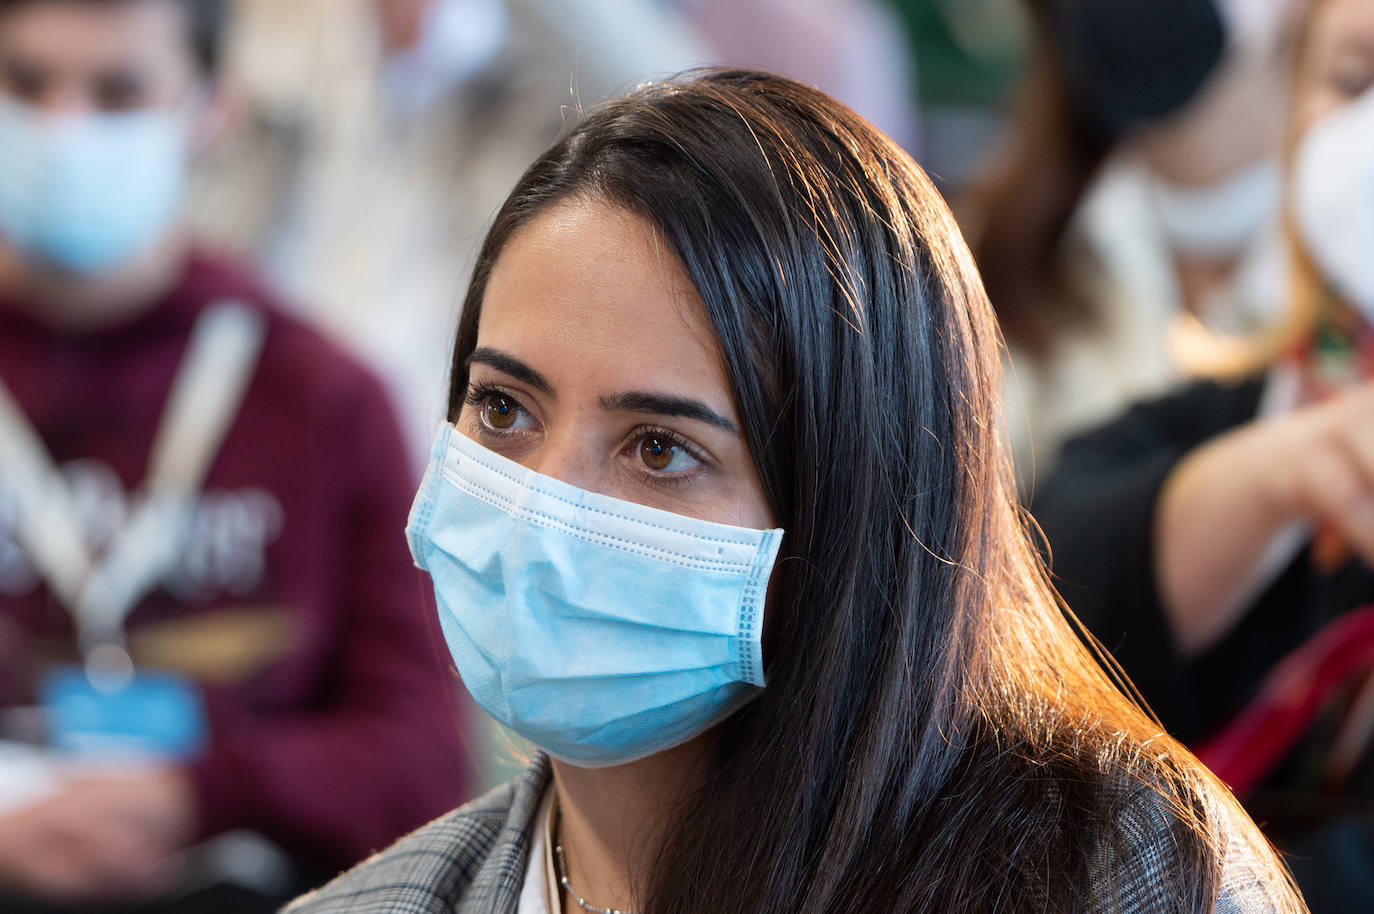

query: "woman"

left=287, top=70, right=1301, bottom=912
left=1033, top=0, right=1374, bottom=906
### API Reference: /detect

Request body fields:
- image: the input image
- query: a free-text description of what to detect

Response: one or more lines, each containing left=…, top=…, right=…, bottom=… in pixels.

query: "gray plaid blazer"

left=283, top=754, right=1295, bottom=913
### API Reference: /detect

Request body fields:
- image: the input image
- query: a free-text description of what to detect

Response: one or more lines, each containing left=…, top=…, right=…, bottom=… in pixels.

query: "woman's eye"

left=481, top=393, right=529, bottom=431
left=637, top=433, right=700, bottom=474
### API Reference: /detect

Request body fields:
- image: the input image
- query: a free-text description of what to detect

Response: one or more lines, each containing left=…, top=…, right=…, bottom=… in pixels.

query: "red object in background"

left=1194, top=605, right=1374, bottom=798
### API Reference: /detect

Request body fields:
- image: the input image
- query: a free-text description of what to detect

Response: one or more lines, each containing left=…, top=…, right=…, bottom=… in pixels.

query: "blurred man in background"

left=0, top=1, right=471, bottom=910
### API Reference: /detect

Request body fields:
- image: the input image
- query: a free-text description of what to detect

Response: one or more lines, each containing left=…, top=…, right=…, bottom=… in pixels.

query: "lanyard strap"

left=0, top=376, right=89, bottom=610
left=0, top=300, right=266, bottom=654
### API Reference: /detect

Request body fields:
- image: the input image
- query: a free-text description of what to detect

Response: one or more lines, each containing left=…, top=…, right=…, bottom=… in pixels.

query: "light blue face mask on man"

left=406, top=423, right=784, bottom=768
left=0, top=96, right=188, bottom=273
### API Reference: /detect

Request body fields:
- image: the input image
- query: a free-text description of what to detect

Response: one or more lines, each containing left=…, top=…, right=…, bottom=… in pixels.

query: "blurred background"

left=2, top=0, right=1373, bottom=911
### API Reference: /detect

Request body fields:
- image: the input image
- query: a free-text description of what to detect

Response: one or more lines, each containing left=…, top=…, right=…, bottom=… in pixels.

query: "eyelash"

left=625, top=425, right=708, bottom=488
left=463, top=383, right=534, bottom=447
left=463, top=383, right=709, bottom=487
left=464, top=382, right=511, bottom=411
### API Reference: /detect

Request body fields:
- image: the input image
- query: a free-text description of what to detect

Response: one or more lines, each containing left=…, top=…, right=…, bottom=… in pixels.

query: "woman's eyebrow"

left=599, top=391, right=738, bottom=433
left=466, top=347, right=555, bottom=395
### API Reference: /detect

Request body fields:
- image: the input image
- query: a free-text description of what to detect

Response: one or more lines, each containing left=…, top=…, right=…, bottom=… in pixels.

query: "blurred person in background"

left=287, top=68, right=1303, bottom=914
left=0, top=0, right=470, bottom=910
left=1032, top=0, right=1374, bottom=906
left=966, top=0, right=1302, bottom=480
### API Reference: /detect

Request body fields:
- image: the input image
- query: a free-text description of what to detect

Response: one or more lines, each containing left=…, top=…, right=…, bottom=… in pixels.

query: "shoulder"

left=282, top=808, right=504, bottom=913
left=283, top=763, right=547, bottom=914
left=1211, top=814, right=1305, bottom=914
left=1096, top=784, right=1302, bottom=914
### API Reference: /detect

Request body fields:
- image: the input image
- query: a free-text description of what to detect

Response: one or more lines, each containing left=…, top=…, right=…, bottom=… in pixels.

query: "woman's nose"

left=524, top=432, right=607, bottom=495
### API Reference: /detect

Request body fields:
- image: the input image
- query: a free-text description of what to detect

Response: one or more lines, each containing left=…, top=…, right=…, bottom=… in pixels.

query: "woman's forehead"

left=475, top=199, right=734, bottom=405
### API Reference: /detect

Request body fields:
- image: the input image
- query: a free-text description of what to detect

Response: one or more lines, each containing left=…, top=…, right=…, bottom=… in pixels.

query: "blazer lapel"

left=458, top=754, right=552, bottom=914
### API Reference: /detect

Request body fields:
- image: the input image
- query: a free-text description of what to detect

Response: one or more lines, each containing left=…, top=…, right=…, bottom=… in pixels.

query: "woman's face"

left=458, top=197, right=775, bottom=531
left=1293, top=0, right=1374, bottom=136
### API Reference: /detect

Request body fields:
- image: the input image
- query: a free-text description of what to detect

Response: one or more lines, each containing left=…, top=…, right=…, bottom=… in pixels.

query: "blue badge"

left=40, top=667, right=207, bottom=760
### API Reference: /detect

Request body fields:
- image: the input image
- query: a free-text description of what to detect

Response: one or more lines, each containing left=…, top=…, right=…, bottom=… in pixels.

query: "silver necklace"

left=552, top=839, right=638, bottom=914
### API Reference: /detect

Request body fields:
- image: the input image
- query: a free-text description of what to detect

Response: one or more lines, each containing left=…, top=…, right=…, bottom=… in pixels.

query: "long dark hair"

left=448, top=69, right=1299, bottom=912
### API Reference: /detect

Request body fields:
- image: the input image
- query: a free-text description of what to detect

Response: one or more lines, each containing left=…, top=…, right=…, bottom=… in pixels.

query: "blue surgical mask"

left=1294, top=86, right=1374, bottom=320
left=0, top=96, right=189, bottom=274
left=406, top=423, right=783, bottom=768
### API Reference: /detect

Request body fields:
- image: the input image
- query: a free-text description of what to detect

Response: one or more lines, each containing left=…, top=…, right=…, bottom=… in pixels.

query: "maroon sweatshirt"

left=0, top=250, right=471, bottom=875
